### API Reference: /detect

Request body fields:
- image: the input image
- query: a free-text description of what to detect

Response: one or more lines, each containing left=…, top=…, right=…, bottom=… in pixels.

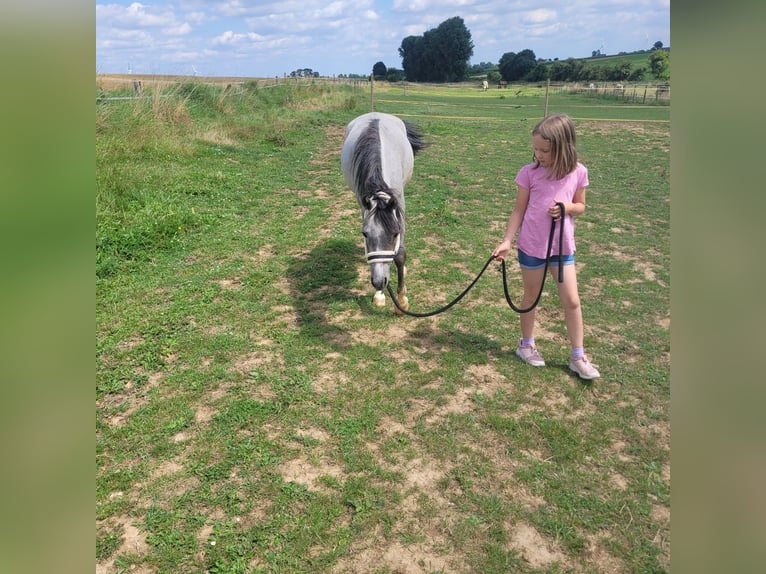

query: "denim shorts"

left=518, top=249, right=574, bottom=270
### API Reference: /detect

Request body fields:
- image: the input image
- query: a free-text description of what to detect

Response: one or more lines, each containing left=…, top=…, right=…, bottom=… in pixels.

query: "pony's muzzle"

left=369, top=263, right=391, bottom=291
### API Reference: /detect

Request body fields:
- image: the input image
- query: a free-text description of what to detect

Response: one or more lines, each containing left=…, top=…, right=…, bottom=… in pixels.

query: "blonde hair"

left=532, top=113, right=578, bottom=180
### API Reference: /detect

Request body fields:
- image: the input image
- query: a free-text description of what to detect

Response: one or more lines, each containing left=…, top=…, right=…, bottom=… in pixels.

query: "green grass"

left=97, top=80, right=669, bottom=573
left=580, top=52, right=657, bottom=70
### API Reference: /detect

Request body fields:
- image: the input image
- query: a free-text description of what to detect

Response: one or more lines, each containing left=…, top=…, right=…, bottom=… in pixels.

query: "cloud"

left=97, top=2, right=177, bottom=28
left=164, top=22, right=192, bottom=36
left=392, top=0, right=478, bottom=11
left=212, top=30, right=245, bottom=46
left=522, top=9, right=556, bottom=25
left=212, top=30, right=269, bottom=46
left=98, top=27, right=153, bottom=49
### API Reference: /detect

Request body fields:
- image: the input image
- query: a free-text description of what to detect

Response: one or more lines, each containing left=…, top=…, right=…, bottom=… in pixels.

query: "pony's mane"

left=353, top=119, right=403, bottom=236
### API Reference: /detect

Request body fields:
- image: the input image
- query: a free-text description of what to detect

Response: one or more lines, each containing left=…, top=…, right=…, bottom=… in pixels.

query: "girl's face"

left=532, top=134, right=552, bottom=167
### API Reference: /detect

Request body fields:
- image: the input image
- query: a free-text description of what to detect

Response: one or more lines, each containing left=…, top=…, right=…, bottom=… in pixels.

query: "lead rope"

left=386, top=202, right=566, bottom=317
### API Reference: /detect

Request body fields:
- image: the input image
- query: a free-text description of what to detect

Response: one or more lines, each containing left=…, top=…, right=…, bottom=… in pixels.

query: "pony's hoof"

left=373, top=291, right=386, bottom=307
left=394, top=295, right=409, bottom=315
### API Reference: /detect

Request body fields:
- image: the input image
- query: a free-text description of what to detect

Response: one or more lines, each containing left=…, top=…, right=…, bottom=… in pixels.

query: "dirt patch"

left=333, top=539, right=454, bottom=574
left=279, top=456, right=345, bottom=492
left=100, top=371, right=164, bottom=428
left=97, top=516, right=151, bottom=574
left=507, top=521, right=568, bottom=569
left=584, top=532, right=627, bottom=573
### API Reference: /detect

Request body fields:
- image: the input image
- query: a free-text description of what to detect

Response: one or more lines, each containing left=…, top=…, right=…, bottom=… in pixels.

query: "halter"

left=365, top=232, right=400, bottom=264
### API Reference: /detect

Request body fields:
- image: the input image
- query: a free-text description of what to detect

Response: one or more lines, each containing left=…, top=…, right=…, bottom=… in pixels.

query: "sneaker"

left=569, top=356, right=600, bottom=379
left=515, top=341, right=545, bottom=367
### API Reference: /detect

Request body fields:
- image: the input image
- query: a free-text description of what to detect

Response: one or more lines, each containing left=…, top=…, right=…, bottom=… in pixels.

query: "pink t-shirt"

left=515, top=162, right=589, bottom=259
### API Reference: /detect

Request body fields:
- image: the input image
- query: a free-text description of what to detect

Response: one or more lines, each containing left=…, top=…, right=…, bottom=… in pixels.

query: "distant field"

left=96, top=73, right=353, bottom=93
left=580, top=51, right=661, bottom=70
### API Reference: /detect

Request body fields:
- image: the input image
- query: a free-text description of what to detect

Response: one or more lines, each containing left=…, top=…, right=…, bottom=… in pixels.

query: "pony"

left=340, top=112, right=428, bottom=313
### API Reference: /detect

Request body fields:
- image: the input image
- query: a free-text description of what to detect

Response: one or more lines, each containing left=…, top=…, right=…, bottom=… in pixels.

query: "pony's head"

left=361, top=189, right=403, bottom=290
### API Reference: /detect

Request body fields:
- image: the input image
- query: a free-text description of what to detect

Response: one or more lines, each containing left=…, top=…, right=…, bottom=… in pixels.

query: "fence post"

left=370, top=74, right=374, bottom=112
left=543, top=79, right=550, bottom=117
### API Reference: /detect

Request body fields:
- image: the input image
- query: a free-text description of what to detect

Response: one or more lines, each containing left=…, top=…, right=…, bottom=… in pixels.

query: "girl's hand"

left=492, top=239, right=512, bottom=261
left=548, top=202, right=564, bottom=219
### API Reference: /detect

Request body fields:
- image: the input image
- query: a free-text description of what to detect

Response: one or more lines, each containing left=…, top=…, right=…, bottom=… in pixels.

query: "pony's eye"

left=361, top=231, right=368, bottom=238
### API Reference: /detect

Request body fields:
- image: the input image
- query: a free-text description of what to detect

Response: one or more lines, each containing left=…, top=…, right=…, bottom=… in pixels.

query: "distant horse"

left=340, top=112, right=428, bottom=313
left=482, top=80, right=489, bottom=91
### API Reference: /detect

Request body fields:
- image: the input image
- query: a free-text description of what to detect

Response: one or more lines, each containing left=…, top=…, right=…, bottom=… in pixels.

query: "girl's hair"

left=532, top=113, right=578, bottom=180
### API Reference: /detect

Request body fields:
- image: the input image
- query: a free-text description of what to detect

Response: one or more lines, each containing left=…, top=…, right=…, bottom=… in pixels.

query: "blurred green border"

left=673, top=1, right=766, bottom=572
left=0, top=3, right=94, bottom=573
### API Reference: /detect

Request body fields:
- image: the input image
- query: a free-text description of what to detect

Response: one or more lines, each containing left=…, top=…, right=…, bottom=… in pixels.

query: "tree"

left=548, top=58, right=584, bottom=82
left=498, top=52, right=516, bottom=81
left=386, top=68, right=404, bottom=82
left=372, top=61, right=387, bottom=81
left=399, top=35, right=425, bottom=81
left=526, top=62, right=550, bottom=82
left=610, top=59, right=633, bottom=81
left=649, top=50, right=670, bottom=81
left=498, top=49, right=537, bottom=81
left=652, top=41, right=664, bottom=51
left=398, top=16, right=473, bottom=82
left=512, top=49, right=537, bottom=80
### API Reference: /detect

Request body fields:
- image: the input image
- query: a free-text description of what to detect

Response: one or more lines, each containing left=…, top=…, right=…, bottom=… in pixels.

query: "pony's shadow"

left=286, top=238, right=506, bottom=358
left=285, top=238, right=363, bottom=347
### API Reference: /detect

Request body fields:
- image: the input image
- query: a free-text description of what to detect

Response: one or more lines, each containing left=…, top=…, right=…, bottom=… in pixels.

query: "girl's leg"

left=554, top=263, right=600, bottom=379
left=519, top=266, right=546, bottom=339
left=550, top=263, right=583, bottom=349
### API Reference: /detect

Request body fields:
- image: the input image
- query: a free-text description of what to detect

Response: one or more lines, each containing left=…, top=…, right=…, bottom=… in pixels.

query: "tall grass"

left=96, top=81, right=361, bottom=278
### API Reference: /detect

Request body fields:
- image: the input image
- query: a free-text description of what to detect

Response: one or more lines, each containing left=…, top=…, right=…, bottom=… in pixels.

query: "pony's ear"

left=362, top=195, right=374, bottom=210
left=375, top=190, right=396, bottom=209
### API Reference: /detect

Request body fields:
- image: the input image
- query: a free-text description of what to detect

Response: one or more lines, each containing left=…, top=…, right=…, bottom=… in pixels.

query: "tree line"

left=370, top=16, right=669, bottom=84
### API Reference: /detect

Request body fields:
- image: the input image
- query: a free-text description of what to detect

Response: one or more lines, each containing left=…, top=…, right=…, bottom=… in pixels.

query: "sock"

left=571, top=347, right=584, bottom=360
left=521, top=338, right=535, bottom=348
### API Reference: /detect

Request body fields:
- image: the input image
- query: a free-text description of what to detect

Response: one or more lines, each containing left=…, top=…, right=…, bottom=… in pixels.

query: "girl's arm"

left=492, top=185, right=530, bottom=260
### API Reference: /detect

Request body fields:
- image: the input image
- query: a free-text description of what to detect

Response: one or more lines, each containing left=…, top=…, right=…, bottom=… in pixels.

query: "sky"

left=96, top=0, right=670, bottom=78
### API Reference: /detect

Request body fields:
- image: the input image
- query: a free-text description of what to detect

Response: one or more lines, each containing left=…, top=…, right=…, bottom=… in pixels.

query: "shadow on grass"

left=286, top=238, right=362, bottom=347
left=286, top=237, right=509, bottom=362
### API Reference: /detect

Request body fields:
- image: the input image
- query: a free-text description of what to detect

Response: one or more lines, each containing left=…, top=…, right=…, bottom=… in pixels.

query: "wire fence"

left=96, top=74, right=669, bottom=105
left=551, top=82, right=670, bottom=102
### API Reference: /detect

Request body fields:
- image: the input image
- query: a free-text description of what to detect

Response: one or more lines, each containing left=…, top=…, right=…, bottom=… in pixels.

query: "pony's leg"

left=373, top=290, right=386, bottom=306
left=393, top=248, right=409, bottom=314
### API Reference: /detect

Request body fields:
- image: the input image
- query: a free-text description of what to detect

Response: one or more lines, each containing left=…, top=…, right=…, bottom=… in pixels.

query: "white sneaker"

left=515, top=341, right=545, bottom=367
left=569, top=356, right=600, bottom=379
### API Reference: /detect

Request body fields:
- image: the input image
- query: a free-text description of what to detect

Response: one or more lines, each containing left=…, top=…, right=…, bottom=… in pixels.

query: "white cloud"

left=97, top=2, right=177, bottom=27
left=522, top=9, right=556, bottom=25
left=186, top=11, right=206, bottom=25
left=212, top=30, right=271, bottom=46
left=212, top=30, right=244, bottom=46
left=164, top=22, right=192, bottom=36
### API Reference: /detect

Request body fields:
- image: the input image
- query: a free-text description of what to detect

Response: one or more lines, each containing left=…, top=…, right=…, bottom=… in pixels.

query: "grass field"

left=97, top=79, right=669, bottom=573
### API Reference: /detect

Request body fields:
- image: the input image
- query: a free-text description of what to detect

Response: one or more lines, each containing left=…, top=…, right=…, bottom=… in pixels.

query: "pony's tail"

left=404, top=121, right=431, bottom=156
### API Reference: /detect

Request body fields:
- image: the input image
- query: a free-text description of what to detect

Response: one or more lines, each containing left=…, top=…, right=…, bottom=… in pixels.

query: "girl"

left=492, top=114, right=600, bottom=380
